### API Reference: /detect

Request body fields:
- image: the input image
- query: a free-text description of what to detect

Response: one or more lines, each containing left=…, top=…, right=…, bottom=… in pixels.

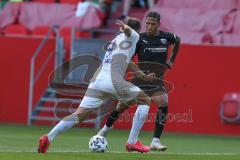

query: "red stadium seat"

left=157, top=0, right=237, bottom=11
left=220, top=93, right=240, bottom=123
left=60, top=27, right=91, bottom=38
left=60, top=0, right=81, bottom=5
left=32, top=26, right=54, bottom=37
left=32, top=0, right=55, bottom=3
left=232, top=11, right=240, bottom=33
left=5, top=24, right=29, bottom=36
left=223, top=34, right=240, bottom=46
left=238, top=0, right=240, bottom=9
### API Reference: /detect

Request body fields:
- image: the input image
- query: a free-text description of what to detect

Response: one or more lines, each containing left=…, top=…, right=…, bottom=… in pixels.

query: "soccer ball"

left=89, top=135, right=108, bottom=153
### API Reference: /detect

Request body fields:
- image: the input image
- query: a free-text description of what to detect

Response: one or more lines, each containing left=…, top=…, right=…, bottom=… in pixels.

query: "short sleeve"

left=130, top=28, right=140, bottom=43
left=166, top=32, right=178, bottom=44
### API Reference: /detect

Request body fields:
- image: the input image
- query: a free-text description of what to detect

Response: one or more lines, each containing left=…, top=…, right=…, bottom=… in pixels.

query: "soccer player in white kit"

left=38, top=18, right=155, bottom=154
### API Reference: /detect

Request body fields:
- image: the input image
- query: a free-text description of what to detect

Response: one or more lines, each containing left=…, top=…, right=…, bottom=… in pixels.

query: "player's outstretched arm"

left=116, top=20, right=131, bottom=37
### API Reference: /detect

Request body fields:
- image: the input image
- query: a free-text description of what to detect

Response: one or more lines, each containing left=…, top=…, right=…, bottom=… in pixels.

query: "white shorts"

left=80, top=78, right=141, bottom=109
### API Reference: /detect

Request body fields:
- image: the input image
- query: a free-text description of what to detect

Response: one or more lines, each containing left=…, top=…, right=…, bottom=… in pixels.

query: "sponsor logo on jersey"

left=144, top=48, right=167, bottom=53
left=142, top=39, right=148, bottom=44
left=160, top=38, right=167, bottom=44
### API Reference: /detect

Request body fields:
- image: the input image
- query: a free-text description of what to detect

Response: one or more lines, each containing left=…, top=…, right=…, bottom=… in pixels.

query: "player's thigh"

left=76, top=89, right=107, bottom=118
left=122, top=89, right=151, bottom=106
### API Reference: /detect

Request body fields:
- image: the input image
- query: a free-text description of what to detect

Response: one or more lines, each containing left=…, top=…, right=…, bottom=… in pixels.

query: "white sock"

left=97, top=124, right=112, bottom=137
left=127, top=105, right=150, bottom=144
left=48, top=113, right=79, bottom=142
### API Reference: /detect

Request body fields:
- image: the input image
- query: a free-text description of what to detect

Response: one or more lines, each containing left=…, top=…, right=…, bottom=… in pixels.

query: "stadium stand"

left=31, top=0, right=56, bottom=3
left=5, top=24, right=29, bottom=36
left=18, top=2, right=103, bottom=30
left=0, top=2, right=21, bottom=29
left=0, top=2, right=103, bottom=31
left=148, top=8, right=225, bottom=34
left=32, top=26, right=54, bottom=37
left=60, top=0, right=81, bottom=5
left=223, top=34, right=240, bottom=46
left=232, top=11, right=240, bottom=33
left=1, top=0, right=240, bottom=46
left=143, top=0, right=240, bottom=45
left=0, top=0, right=8, bottom=9
left=158, top=0, right=237, bottom=11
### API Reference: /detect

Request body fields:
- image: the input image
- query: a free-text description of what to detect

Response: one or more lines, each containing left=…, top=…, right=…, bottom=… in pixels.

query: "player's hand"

left=116, top=20, right=125, bottom=31
left=147, top=73, right=156, bottom=77
left=144, top=74, right=157, bottom=82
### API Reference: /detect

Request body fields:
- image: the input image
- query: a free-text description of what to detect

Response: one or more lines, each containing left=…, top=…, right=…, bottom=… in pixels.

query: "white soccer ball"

left=89, top=135, right=108, bottom=153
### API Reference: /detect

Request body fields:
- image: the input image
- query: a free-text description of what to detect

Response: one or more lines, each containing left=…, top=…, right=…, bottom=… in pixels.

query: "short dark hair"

left=146, top=11, right=161, bottom=23
left=126, top=17, right=141, bottom=31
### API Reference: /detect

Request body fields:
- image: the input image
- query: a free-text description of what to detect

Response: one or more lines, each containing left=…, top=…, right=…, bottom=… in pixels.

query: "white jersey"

left=95, top=28, right=139, bottom=80
left=81, top=28, right=141, bottom=108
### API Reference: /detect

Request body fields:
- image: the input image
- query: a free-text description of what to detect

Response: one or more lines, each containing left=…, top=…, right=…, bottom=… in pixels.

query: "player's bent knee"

left=157, top=99, right=168, bottom=108
left=159, top=101, right=168, bottom=108
left=116, top=102, right=129, bottom=112
left=153, top=94, right=168, bottom=107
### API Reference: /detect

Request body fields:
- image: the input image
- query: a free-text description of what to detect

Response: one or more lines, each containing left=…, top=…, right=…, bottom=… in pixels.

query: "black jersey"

left=135, top=31, right=178, bottom=77
left=136, top=31, right=178, bottom=64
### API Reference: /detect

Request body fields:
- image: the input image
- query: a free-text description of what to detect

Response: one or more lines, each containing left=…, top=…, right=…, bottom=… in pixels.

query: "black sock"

left=153, top=107, right=168, bottom=139
left=106, top=110, right=121, bottom=127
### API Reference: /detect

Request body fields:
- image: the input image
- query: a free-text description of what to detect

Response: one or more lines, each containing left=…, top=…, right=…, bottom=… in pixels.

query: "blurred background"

left=0, top=0, right=240, bottom=145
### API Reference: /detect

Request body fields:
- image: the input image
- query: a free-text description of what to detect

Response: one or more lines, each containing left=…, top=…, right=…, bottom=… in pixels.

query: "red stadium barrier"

left=0, top=36, right=55, bottom=124
left=0, top=39, right=240, bottom=135
left=113, top=45, right=240, bottom=136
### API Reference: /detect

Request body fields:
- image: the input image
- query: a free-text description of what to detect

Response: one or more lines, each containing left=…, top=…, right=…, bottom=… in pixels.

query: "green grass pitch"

left=0, top=124, right=239, bottom=160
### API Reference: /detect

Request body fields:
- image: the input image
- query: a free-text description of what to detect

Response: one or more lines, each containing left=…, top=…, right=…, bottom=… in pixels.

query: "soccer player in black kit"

left=97, top=11, right=180, bottom=152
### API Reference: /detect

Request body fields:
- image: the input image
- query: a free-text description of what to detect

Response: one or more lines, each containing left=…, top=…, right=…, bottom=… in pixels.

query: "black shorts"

left=131, top=77, right=167, bottom=97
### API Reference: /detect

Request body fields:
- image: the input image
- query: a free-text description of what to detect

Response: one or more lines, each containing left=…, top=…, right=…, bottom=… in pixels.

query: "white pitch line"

left=0, top=148, right=239, bottom=156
